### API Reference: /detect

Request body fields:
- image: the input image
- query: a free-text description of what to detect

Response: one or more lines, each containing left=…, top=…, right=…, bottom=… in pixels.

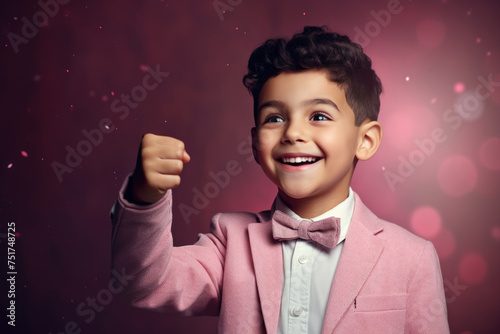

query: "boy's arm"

left=110, top=134, right=224, bottom=315
left=110, top=179, right=224, bottom=316
left=405, top=241, right=450, bottom=333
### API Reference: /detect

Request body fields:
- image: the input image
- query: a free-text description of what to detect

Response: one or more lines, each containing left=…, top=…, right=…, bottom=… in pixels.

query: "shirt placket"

left=287, top=240, right=318, bottom=333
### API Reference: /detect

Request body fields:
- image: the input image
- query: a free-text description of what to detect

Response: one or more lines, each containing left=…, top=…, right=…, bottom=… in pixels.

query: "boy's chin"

left=277, top=187, right=316, bottom=201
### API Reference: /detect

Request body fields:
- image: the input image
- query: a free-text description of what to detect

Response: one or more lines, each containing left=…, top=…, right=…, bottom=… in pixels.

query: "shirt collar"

left=273, top=187, right=355, bottom=244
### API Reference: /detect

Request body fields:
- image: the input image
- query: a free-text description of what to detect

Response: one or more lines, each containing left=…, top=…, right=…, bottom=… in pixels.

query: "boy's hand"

left=130, top=133, right=190, bottom=204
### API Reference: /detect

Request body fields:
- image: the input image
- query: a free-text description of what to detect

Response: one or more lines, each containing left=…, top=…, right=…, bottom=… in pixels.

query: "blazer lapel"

left=248, top=211, right=283, bottom=334
left=321, top=193, right=385, bottom=334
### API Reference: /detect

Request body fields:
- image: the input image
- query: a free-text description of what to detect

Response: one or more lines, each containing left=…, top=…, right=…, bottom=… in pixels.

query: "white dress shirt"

left=276, top=188, right=354, bottom=334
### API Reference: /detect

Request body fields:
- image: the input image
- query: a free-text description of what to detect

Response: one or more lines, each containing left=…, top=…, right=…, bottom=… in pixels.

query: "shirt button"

left=291, top=306, right=303, bottom=317
left=298, top=255, right=308, bottom=264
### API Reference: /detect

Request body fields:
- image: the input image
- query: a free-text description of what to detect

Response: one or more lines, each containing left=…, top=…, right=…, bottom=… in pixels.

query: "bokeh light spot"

left=491, top=226, right=500, bottom=241
left=438, top=155, right=477, bottom=196
left=454, top=91, right=485, bottom=121
left=410, top=206, right=442, bottom=239
left=431, top=228, right=456, bottom=259
left=479, top=137, right=500, bottom=170
left=416, top=19, right=446, bottom=48
left=459, top=252, right=488, bottom=285
left=384, top=107, right=439, bottom=151
left=454, top=82, right=465, bottom=93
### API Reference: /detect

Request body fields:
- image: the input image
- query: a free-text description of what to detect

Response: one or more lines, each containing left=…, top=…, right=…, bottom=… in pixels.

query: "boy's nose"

left=281, top=119, right=308, bottom=144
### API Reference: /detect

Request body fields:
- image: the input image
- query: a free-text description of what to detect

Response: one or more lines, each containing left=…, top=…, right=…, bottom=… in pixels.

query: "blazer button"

left=291, top=306, right=303, bottom=317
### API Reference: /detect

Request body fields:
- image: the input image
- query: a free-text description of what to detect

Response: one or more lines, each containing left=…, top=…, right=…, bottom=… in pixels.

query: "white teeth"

left=281, top=157, right=318, bottom=164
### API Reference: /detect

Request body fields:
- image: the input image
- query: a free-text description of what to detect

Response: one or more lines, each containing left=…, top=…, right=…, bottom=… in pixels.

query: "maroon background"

left=1, top=0, right=500, bottom=333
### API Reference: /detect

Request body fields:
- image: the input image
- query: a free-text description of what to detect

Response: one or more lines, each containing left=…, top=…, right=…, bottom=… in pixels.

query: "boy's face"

left=252, top=70, right=377, bottom=216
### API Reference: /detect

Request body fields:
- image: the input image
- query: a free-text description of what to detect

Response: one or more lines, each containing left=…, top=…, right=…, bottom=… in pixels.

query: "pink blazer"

left=111, top=182, right=450, bottom=333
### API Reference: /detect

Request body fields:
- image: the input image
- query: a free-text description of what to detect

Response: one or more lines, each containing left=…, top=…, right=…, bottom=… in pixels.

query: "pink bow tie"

left=271, top=210, right=341, bottom=249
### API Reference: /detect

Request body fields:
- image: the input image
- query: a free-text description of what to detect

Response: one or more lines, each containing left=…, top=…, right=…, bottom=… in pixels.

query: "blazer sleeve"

left=110, top=176, right=225, bottom=316
left=405, top=240, right=450, bottom=333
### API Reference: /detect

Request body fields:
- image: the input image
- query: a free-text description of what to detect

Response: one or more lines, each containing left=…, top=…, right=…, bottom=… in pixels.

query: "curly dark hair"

left=243, top=26, right=382, bottom=126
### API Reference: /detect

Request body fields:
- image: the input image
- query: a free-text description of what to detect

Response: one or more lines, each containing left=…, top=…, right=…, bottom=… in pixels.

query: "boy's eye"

left=311, top=112, right=331, bottom=121
left=264, top=115, right=284, bottom=123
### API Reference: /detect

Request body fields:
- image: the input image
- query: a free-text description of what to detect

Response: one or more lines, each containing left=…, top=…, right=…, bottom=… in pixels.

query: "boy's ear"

left=356, top=120, right=382, bottom=161
left=251, top=127, right=260, bottom=165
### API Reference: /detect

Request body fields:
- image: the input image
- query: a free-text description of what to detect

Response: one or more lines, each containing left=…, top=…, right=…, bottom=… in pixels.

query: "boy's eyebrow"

left=258, top=100, right=286, bottom=113
left=301, top=98, right=341, bottom=112
left=258, top=98, right=341, bottom=113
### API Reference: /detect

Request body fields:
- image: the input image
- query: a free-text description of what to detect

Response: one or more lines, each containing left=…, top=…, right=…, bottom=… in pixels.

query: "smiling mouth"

left=278, top=156, right=321, bottom=166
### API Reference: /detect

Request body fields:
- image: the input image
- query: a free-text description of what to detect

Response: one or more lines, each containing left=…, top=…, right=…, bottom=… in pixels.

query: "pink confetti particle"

left=302, top=12, right=306, bottom=16
left=66, top=69, right=69, bottom=73
left=139, top=64, right=148, bottom=72
left=21, top=151, right=28, bottom=157
left=111, top=91, right=115, bottom=96
left=7, top=163, right=13, bottom=169
left=405, top=76, right=410, bottom=81
left=381, top=166, right=385, bottom=171
left=99, top=26, right=102, bottom=29
left=226, top=63, right=229, bottom=66
left=235, top=27, right=239, bottom=30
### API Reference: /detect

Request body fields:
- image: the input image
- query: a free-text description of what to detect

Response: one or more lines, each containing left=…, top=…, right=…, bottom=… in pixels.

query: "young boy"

left=111, top=26, right=450, bottom=333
